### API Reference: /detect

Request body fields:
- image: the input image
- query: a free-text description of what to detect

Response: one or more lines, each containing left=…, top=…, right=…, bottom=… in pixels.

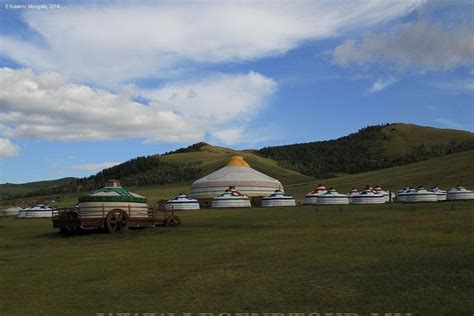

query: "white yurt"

left=212, top=187, right=251, bottom=208
left=431, top=187, right=447, bottom=201
left=446, top=185, right=474, bottom=200
left=347, top=188, right=359, bottom=203
left=3, top=207, right=22, bottom=216
left=304, top=185, right=328, bottom=205
left=190, top=156, right=283, bottom=201
left=165, top=194, right=200, bottom=211
left=350, top=189, right=386, bottom=204
left=405, top=187, right=438, bottom=203
left=18, top=204, right=55, bottom=218
left=316, top=188, right=349, bottom=205
left=77, top=180, right=149, bottom=219
left=396, top=186, right=415, bottom=202
left=373, top=185, right=390, bottom=202
left=261, top=189, right=296, bottom=207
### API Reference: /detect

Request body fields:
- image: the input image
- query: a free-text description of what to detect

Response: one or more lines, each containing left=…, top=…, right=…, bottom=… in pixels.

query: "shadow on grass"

left=36, top=229, right=107, bottom=239
left=36, top=225, right=180, bottom=239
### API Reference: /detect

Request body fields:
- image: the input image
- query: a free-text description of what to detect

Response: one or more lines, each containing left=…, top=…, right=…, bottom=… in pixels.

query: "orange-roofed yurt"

left=190, top=156, right=283, bottom=205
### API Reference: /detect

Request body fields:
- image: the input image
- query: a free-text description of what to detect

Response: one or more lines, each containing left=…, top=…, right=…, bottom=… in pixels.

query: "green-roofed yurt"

left=77, top=180, right=149, bottom=219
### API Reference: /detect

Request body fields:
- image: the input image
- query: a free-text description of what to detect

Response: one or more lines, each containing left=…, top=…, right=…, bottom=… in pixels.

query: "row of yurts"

left=5, top=156, right=474, bottom=217
left=171, top=156, right=474, bottom=209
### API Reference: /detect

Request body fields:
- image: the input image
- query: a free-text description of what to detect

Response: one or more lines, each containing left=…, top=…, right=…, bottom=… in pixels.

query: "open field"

left=1, top=202, right=473, bottom=315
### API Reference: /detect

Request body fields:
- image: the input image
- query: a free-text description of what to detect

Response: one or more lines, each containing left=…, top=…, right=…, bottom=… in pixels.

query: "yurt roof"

left=191, top=156, right=282, bottom=196
left=306, top=185, right=327, bottom=197
left=214, top=187, right=249, bottom=200
left=431, top=187, right=446, bottom=193
left=308, top=185, right=327, bottom=194
left=167, top=194, right=198, bottom=203
left=448, top=185, right=472, bottom=193
left=373, top=185, right=387, bottom=192
left=263, top=189, right=294, bottom=200
left=78, top=180, right=147, bottom=203
left=409, top=187, right=436, bottom=195
left=357, top=190, right=384, bottom=196
left=398, top=187, right=414, bottom=193
left=320, top=188, right=347, bottom=197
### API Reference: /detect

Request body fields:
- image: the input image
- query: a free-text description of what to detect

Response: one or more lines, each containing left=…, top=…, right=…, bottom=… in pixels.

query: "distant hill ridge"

left=1, top=123, right=472, bottom=201
left=256, top=123, right=474, bottom=178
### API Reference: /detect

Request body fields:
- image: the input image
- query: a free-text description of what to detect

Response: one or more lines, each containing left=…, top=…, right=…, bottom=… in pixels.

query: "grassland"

left=1, top=202, right=473, bottom=315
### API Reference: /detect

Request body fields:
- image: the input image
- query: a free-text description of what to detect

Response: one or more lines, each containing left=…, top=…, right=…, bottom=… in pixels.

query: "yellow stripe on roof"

left=226, top=156, right=250, bottom=168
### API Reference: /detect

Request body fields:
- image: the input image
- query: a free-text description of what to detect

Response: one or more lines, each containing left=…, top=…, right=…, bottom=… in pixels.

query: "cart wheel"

left=106, top=209, right=129, bottom=233
left=165, top=215, right=181, bottom=227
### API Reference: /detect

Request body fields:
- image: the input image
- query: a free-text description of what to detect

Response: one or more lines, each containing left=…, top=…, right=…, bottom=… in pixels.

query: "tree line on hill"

left=256, top=124, right=474, bottom=179
left=162, top=142, right=209, bottom=155
left=1, top=156, right=200, bottom=201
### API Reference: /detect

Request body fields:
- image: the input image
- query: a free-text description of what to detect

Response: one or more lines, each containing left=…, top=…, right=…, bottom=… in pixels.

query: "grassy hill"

left=382, top=123, right=474, bottom=155
left=0, top=177, right=76, bottom=198
left=286, top=149, right=474, bottom=199
left=257, top=123, right=474, bottom=178
left=160, top=143, right=314, bottom=186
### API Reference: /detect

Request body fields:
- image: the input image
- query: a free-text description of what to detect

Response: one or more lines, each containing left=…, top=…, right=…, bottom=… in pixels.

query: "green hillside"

left=160, top=143, right=314, bottom=185
left=286, top=149, right=474, bottom=199
left=257, top=123, right=474, bottom=178
left=382, top=123, right=474, bottom=155
left=0, top=177, right=76, bottom=198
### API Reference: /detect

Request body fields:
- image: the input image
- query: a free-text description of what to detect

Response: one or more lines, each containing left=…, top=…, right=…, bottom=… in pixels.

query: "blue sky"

left=0, top=0, right=473, bottom=183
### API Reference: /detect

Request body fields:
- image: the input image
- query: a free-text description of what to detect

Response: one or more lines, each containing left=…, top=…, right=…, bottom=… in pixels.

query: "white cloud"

left=0, top=1, right=421, bottom=85
left=209, top=126, right=248, bottom=146
left=0, top=138, right=19, bottom=159
left=368, top=76, right=398, bottom=93
left=71, top=161, right=119, bottom=172
left=142, top=71, right=276, bottom=124
left=0, top=67, right=276, bottom=143
left=208, top=124, right=280, bottom=146
left=332, top=21, right=474, bottom=71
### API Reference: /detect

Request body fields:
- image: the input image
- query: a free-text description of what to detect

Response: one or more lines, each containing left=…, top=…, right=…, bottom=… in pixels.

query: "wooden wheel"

left=106, top=209, right=129, bottom=233
left=165, top=215, right=181, bottom=227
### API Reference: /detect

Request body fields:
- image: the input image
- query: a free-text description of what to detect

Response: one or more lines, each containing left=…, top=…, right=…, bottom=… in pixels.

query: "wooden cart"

left=52, top=207, right=180, bottom=233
